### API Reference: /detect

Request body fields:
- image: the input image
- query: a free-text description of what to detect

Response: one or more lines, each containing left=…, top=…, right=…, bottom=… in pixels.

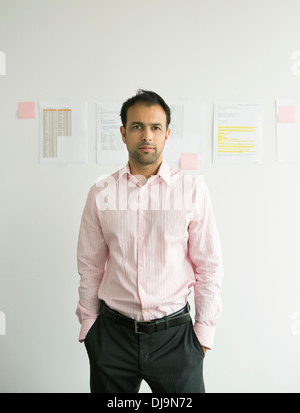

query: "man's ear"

left=165, top=128, right=171, bottom=142
left=120, top=126, right=126, bottom=144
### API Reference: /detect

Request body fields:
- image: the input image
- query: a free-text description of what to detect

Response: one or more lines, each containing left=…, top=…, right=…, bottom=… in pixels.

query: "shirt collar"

left=156, top=158, right=171, bottom=186
left=117, top=157, right=171, bottom=186
left=117, top=163, right=131, bottom=182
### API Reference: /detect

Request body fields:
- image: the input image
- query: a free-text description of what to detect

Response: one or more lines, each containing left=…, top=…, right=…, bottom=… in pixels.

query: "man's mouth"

left=138, top=145, right=155, bottom=152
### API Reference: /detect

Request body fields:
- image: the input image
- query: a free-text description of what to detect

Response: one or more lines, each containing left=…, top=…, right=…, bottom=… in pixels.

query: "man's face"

left=120, top=104, right=170, bottom=166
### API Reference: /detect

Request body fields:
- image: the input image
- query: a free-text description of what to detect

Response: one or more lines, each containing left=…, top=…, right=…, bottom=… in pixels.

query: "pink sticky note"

left=278, top=106, right=296, bottom=123
left=180, top=153, right=198, bottom=170
left=18, top=101, right=36, bottom=119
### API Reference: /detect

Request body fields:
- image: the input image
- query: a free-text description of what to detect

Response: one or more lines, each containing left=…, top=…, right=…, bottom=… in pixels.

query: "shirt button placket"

left=137, top=189, right=147, bottom=319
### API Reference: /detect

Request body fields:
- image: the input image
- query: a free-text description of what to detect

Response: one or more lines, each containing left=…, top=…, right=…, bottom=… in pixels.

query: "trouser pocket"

left=189, top=321, right=205, bottom=357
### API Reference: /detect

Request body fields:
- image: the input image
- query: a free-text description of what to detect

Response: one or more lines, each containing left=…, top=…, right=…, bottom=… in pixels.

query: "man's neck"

left=128, top=157, right=163, bottom=179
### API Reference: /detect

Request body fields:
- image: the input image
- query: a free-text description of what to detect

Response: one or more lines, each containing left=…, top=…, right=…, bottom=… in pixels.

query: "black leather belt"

left=100, top=301, right=191, bottom=334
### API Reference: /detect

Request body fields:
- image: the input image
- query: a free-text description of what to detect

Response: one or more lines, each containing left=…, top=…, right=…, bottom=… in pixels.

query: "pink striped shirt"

left=76, top=158, right=223, bottom=349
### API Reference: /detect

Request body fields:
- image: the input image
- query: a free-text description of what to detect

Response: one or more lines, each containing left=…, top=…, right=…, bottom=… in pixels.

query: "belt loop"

left=164, top=317, right=169, bottom=330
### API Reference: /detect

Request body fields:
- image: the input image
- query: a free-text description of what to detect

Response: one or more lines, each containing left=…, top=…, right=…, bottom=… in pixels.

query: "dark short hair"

left=120, top=89, right=171, bottom=128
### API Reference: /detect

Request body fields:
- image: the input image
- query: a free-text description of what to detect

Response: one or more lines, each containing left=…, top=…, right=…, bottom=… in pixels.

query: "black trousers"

left=84, top=303, right=205, bottom=393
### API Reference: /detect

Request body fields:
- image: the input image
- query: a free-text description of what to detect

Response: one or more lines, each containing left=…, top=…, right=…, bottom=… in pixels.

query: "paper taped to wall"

left=96, top=102, right=127, bottom=165
left=213, top=102, right=263, bottom=163
left=38, top=102, right=88, bottom=163
left=276, top=99, right=300, bottom=162
left=164, top=101, right=205, bottom=165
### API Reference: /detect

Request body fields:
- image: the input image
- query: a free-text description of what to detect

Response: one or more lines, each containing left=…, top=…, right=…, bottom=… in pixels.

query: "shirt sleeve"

left=188, top=179, right=223, bottom=350
left=76, top=185, right=108, bottom=342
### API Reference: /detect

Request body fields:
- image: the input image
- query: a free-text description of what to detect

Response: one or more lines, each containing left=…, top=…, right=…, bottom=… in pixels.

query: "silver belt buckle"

left=134, top=320, right=144, bottom=334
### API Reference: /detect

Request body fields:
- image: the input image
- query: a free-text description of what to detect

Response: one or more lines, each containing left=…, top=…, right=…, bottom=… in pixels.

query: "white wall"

left=0, top=0, right=300, bottom=393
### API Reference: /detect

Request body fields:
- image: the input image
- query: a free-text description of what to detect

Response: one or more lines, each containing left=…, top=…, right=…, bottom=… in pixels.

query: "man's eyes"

left=131, top=125, right=161, bottom=131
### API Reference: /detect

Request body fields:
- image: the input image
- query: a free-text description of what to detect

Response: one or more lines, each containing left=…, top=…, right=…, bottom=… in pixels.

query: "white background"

left=0, top=0, right=300, bottom=393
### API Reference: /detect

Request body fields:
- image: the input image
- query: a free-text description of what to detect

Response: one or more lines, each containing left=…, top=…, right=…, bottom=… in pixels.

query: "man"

left=76, top=90, right=223, bottom=393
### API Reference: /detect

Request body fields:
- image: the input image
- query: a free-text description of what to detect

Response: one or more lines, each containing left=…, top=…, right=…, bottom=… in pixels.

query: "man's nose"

left=142, top=127, right=152, bottom=141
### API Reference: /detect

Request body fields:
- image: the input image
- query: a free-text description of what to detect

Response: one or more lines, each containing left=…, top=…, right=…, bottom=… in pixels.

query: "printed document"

left=164, top=102, right=205, bottom=165
left=39, top=102, right=88, bottom=163
left=96, top=103, right=127, bottom=165
left=213, top=103, right=263, bottom=163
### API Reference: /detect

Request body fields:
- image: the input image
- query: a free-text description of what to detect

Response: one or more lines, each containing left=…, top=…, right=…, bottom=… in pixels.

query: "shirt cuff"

left=193, top=322, right=216, bottom=350
left=78, top=318, right=97, bottom=343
